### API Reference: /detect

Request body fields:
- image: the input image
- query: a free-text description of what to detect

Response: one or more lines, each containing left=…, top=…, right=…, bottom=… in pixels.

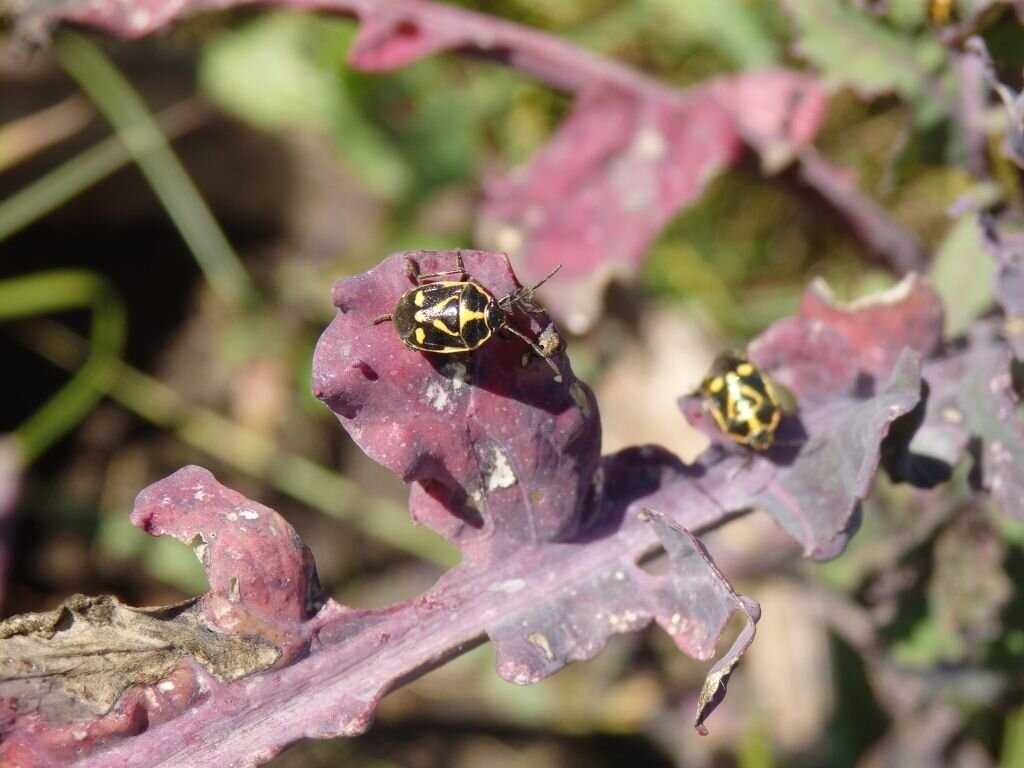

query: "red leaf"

left=477, top=74, right=827, bottom=333
left=797, top=274, right=945, bottom=380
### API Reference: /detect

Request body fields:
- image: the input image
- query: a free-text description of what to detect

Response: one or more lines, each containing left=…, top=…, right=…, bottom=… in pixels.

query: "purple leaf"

left=680, top=350, right=922, bottom=560
left=130, top=465, right=324, bottom=653
left=980, top=212, right=1024, bottom=359
left=794, top=274, right=945, bottom=382
left=639, top=509, right=760, bottom=734
left=0, top=252, right=926, bottom=764
left=911, top=324, right=1024, bottom=518
left=678, top=276, right=932, bottom=559
left=312, top=249, right=601, bottom=549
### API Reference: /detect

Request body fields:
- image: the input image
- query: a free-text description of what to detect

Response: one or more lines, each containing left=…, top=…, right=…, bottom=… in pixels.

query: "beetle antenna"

left=529, top=264, right=562, bottom=292
left=500, top=264, right=562, bottom=311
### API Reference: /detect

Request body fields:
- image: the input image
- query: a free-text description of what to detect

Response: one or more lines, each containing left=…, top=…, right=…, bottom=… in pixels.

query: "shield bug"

left=373, top=252, right=564, bottom=381
left=700, top=353, right=781, bottom=451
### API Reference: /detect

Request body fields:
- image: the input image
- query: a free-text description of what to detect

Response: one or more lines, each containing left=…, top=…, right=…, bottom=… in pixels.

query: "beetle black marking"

left=373, top=252, right=563, bottom=381
left=700, top=353, right=781, bottom=451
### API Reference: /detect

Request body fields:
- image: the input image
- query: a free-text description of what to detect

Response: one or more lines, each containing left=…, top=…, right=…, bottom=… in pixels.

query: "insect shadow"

left=570, top=446, right=711, bottom=545
left=420, top=332, right=577, bottom=416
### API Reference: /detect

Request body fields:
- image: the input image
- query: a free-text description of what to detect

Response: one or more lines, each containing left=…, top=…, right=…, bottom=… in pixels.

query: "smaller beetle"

left=700, top=353, right=781, bottom=451
left=373, top=252, right=563, bottom=380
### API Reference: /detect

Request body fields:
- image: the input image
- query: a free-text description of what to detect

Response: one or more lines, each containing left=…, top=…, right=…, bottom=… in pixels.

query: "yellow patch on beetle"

left=700, top=353, right=781, bottom=451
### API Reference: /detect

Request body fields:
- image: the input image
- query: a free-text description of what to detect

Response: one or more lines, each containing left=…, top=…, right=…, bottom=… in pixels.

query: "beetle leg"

left=414, top=251, right=467, bottom=284
left=503, top=324, right=563, bottom=383
left=372, top=313, right=393, bottom=325
left=724, top=451, right=754, bottom=483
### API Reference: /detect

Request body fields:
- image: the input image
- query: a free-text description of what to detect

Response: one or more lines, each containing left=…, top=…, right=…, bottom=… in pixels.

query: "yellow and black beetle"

left=700, top=353, right=781, bottom=451
left=373, top=252, right=563, bottom=380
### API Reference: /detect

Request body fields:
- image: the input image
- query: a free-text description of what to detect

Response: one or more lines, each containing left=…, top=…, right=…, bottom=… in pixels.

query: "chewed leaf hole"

left=394, top=19, right=420, bottom=40
left=351, top=361, right=378, bottom=381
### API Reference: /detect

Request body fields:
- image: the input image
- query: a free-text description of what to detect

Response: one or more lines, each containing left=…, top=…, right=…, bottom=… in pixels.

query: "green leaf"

left=885, top=0, right=928, bottom=30
left=1002, top=707, right=1024, bottom=768
left=199, top=12, right=411, bottom=198
left=645, top=0, right=780, bottom=68
left=929, top=215, right=997, bottom=336
left=784, top=0, right=945, bottom=101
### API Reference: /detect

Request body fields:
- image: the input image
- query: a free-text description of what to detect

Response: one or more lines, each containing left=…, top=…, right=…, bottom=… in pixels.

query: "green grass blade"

left=0, top=270, right=126, bottom=463
left=55, top=32, right=256, bottom=306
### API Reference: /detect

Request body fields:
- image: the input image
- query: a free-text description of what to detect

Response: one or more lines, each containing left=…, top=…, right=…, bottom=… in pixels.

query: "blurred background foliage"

left=2, top=0, right=1024, bottom=766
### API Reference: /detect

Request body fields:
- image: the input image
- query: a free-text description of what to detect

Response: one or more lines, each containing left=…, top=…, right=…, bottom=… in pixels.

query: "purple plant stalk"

left=798, top=148, right=925, bottom=275
left=17, top=0, right=923, bottom=330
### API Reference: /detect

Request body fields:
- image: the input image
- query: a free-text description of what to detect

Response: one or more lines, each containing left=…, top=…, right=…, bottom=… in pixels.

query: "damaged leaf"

left=639, top=509, right=760, bottom=734
left=908, top=325, right=1024, bottom=517
left=679, top=276, right=933, bottom=558
left=0, top=466, right=322, bottom=767
left=0, top=594, right=279, bottom=719
left=313, top=249, right=600, bottom=549
left=131, top=465, right=324, bottom=652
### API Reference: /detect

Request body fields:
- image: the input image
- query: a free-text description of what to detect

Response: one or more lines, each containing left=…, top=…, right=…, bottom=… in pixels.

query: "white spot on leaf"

left=486, top=447, right=517, bottom=491
left=489, top=578, right=526, bottom=594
